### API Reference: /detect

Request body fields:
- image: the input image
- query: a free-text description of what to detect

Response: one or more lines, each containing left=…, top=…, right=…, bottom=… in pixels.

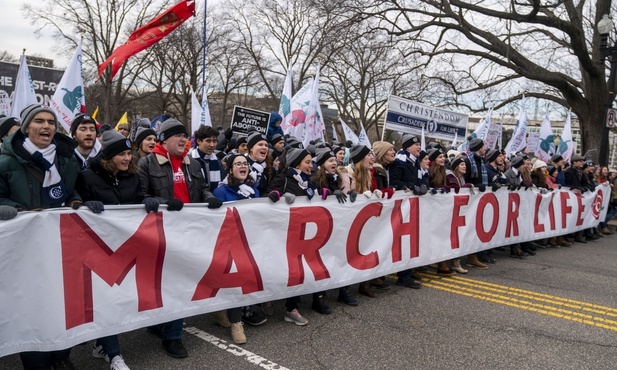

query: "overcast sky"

left=1, top=1, right=70, bottom=68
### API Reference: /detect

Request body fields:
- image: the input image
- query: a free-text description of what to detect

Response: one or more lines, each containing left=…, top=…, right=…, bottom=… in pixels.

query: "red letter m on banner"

left=60, top=213, right=166, bottom=329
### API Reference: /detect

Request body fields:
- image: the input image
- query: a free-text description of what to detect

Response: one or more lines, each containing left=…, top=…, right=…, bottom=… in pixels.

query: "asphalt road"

left=2, top=231, right=617, bottom=370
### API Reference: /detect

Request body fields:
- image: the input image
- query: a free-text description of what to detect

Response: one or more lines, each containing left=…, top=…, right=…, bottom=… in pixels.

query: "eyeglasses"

left=233, top=162, right=249, bottom=168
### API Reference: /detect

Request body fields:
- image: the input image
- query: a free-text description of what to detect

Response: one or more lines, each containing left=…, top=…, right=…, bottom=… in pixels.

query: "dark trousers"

left=20, top=349, right=71, bottom=370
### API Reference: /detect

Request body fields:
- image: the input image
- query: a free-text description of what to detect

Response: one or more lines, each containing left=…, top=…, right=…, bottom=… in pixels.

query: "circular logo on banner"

left=427, top=120, right=438, bottom=133
left=591, top=189, right=603, bottom=220
left=50, top=186, right=64, bottom=200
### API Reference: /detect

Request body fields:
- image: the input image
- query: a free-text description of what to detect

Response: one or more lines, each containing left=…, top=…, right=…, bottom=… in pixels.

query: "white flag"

left=279, top=61, right=293, bottom=129
left=558, top=111, right=574, bottom=162
left=50, top=40, right=85, bottom=133
left=420, top=125, right=426, bottom=151
left=451, top=129, right=458, bottom=148
left=282, top=78, right=313, bottom=140
left=331, top=122, right=339, bottom=142
left=498, top=115, right=504, bottom=150
left=0, top=91, right=10, bottom=116
left=504, top=97, right=528, bottom=155
left=358, top=122, right=372, bottom=149
left=200, top=85, right=212, bottom=128
left=10, top=53, right=37, bottom=118
left=190, top=87, right=203, bottom=136
left=534, top=114, right=555, bottom=161
left=303, top=66, right=325, bottom=148
left=457, top=108, right=493, bottom=152
left=339, top=118, right=359, bottom=145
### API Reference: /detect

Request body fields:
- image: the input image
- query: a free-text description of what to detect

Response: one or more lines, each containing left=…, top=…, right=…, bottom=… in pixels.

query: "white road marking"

left=184, top=326, right=291, bottom=370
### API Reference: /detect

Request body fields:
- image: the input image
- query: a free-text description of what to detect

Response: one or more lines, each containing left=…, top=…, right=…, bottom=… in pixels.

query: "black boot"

left=311, top=294, right=332, bottom=314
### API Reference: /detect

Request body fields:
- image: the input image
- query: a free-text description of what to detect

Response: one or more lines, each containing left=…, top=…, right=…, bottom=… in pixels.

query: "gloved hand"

left=348, top=190, right=357, bottom=203
left=268, top=190, right=281, bottom=203
left=84, top=200, right=105, bottom=214
left=382, top=188, right=395, bottom=199
left=283, top=193, right=295, bottom=204
left=224, top=127, right=233, bottom=140
left=453, top=187, right=460, bottom=194
left=539, top=188, right=549, bottom=194
left=440, top=186, right=450, bottom=194
left=373, top=189, right=383, bottom=198
left=478, top=185, right=486, bottom=192
left=142, top=197, right=159, bottom=213
left=508, top=184, right=517, bottom=191
left=430, top=188, right=438, bottom=195
left=414, top=184, right=428, bottom=196
left=70, top=201, right=83, bottom=210
left=321, top=188, right=331, bottom=200
left=207, top=197, right=223, bottom=209
left=492, top=183, right=501, bottom=192
left=333, top=190, right=347, bottom=203
left=363, top=190, right=373, bottom=198
left=0, top=205, right=17, bottom=220
left=166, top=199, right=184, bottom=211
left=403, top=187, right=411, bottom=193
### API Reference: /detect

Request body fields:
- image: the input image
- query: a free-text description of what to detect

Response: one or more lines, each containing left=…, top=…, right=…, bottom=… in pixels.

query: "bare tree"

left=0, top=51, right=17, bottom=63
left=349, top=0, right=616, bottom=157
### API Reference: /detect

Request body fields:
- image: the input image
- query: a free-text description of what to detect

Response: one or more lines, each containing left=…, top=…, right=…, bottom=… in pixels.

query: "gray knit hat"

left=315, top=148, right=335, bottom=166
left=135, top=127, right=156, bottom=147
left=286, top=137, right=304, bottom=149
left=469, top=138, right=484, bottom=152
left=0, top=116, right=20, bottom=141
left=158, top=118, right=187, bottom=142
left=511, top=156, right=525, bottom=168
left=428, top=148, right=442, bottom=162
left=101, top=130, right=132, bottom=159
left=401, top=134, right=420, bottom=149
left=20, top=104, right=57, bottom=135
left=486, top=149, right=500, bottom=163
left=350, top=144, right=370, bottom=164
left=247, top=131, right=268, bottom=150
left=286, top=148, right=310, bottom=168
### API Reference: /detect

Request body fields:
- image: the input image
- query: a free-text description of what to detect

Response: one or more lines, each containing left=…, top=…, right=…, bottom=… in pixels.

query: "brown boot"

left=466, top=254, right=488, bottom=269
left=231, top=322, right=246, bottom=344
left=359, top=282, right=378, bottom=298
left=436, top=261, right=456, bottom=275
left=210, top=310, right=231, bottom=327
left=556, top=236, right=572, bottom=247
left=574, top=231, right=587, bottom=243
left=547, top=237, right=558, bottom=247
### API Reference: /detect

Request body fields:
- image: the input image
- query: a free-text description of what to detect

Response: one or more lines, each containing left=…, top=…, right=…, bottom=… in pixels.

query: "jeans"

left=97, top=335, right=121, bottom=361
left=153, top=319, right=184, bottom=340
left=397, top=268, right=415, bottom=282
left=227, top=307, right=243, bottom=323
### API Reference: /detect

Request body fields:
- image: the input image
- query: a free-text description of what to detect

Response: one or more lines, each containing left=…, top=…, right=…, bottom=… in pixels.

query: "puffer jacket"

left=77, top=155, right=142, bottom=205
left=138, top=151, right=215, bottom=203
left=0, top=130, right=81, bottom=210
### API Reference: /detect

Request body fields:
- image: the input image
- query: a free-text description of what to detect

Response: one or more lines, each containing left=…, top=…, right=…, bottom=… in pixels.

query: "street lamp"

left=598, top=14, right=617, bottom=167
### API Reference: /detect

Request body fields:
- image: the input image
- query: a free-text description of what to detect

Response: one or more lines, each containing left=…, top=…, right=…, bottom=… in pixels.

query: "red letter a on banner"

left=193, top=208, right=263, bottom=300
left=286, top=207, right=333, bottom=287
left=61, top=213, right=166, bottom=329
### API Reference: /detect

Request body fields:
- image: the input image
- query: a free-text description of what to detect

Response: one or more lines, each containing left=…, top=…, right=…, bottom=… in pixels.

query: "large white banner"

left=383, top=95, right=468, bottom=141
left=0, top=185, right=610, bottom=356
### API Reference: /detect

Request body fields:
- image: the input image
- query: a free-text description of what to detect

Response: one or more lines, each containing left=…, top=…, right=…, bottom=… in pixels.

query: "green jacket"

left=0, top=130, right=81, bottom=210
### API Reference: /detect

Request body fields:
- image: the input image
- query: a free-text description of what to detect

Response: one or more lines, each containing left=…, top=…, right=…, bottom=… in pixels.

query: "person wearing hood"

left=0, top=116, right=20, bottom=150
left=137, top=118, right=222, bottom=359
left=267, top=112, right=284, bottom=140
left=0, top=104, right=88, bottom=370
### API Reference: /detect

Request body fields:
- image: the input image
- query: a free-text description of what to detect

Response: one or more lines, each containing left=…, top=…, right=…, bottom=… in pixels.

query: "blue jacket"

left=213, top=183, right=260, bottom=202
left=267, top=112, right=284, bottom=140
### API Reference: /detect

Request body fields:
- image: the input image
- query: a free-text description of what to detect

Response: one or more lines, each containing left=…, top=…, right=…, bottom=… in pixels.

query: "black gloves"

left=0, top=205, right=17, bottom=220
left=333, top=190, right=347, bottom=203
left=268, top=190, right=281, bottom=203
left=166, top=199, right=184, bottom=211
left=84, top=200, right=105, bottom=214
left=492, top=183, right=501, bottom=192
left=348, top=190, right=357, bottom=203
left=207, top=197, right=223, bottom=209
left=142, top=197, right=160, bottom=213
left=413, top=184, right=428, bottom=196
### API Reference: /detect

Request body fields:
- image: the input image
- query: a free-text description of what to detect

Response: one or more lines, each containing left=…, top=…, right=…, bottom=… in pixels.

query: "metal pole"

left=600, top=47, right=617, bottom=166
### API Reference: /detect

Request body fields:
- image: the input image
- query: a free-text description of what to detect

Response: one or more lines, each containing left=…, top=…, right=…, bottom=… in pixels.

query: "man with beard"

left=485, top=148, right=505, bottom=186
left=71, top=114, right=101, bottom=170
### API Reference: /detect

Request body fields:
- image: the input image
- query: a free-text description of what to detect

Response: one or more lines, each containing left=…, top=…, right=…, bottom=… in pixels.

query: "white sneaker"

left=284, top=309, right=308, bottom=326
left=92, top=343, right=109, bottom=362
left=110, top=355, right=130, bottom=370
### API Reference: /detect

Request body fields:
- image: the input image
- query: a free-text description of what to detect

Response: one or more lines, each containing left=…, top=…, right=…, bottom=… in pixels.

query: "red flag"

left=98, top=0, right=195, bottom=80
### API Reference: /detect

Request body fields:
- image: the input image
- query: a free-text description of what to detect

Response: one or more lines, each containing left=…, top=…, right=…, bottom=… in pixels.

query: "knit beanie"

left=315, top=149, right=335, bottom=166
left=158, top=118, right=187, bottom=142
left=270, top=133, right=284, bottom=146
left=401, top=134, right=420, bottom=149
left=372, top=141, right=393, bottom=161
left=350, top=144, right=371, bottom=164
left=428, top=148, right=442, bottom=162
left=0, top=117, right=20, bottom=140
left=547, top=165, right=557, bottom=176
left=418, top=150, right=428, bottom=162
left=101, top=130, right=132, bottom=160
left=70, top=114, right=98, bottom=137
left=247, top=131, right=268, bottom=150
left=20, top=104, right=58, bottom=135
left=235, top=136, right=247, bottom=149
left=286, top=148, right=310, bottom=168
left=486, top=149, right=500, bottom=163
left=286, top=137, right=304, bottom=149
left=450, top=156, right=465, bottom=172
left=306, top=143, right=317, bottom=156
left=511, top=156, right=525, bottom=168
left=469, top=138, right=484, bottom=152
left=135, top=127, right=157, bottom=148
left=550, top=154, right=563, bottom=163
left=532, top=160, right=547, bottom=170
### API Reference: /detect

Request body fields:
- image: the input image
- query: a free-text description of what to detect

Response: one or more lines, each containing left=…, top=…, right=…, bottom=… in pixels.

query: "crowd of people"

left=0, top=106, right=616, bottom=370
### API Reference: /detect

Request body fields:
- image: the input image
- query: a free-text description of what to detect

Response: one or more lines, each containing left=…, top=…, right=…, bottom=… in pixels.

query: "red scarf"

left=152, top=143, right=191, bottom=203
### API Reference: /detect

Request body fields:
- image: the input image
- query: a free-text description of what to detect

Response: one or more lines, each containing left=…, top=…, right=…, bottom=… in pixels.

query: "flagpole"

left=201, top=0, right=208, bottom=94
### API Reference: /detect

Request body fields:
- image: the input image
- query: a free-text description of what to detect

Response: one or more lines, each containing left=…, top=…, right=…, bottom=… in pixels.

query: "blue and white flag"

left=504, top=97, right=528, bottom=155
left=339, top=118, right=359, bottom=145
left=200, top=85, right=212, bottom=128
left=358, top=122, right=372, bottom=149
left=10, top=52, right=37, bottom=118
left=535, top=114, right=555, bottom=162
left=50, top=39, right=85, bottom=133
left=279, top=61, right=293, bottom=129
left=557, top=111, right=574, bottom=163
left=303, top=65, right=325, bottom=147
left=458, top=107, right=493, bottom=152
left=331, top=122, right=339, bottom=142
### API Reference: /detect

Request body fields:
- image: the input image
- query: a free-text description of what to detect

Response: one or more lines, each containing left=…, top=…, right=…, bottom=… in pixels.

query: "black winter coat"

left=389, top=155, right=419, bottom=190
left=267, top=168, right=316, bottom=198
left=77, top=155, right=143, bottom=205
